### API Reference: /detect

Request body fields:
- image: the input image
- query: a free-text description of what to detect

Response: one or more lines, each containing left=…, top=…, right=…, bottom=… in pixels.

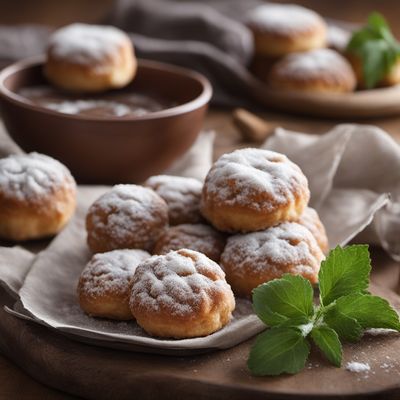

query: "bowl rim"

left=0, top=56, right=213, bottom=122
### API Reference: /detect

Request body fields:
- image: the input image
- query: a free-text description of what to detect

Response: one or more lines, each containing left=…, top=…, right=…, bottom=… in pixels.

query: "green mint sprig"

left=248, top=245, right=400, bottom=376
left=346, top=12, right=400, bottom=89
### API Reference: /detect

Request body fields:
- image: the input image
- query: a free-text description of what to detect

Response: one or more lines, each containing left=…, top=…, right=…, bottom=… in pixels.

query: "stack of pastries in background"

left=245, top=3, right=356, bottom=93
left=245, top=3, right=400, bottom=92
left=45, top=23, right=137, bottom=93
left=78, top=148, right=328, bottom=339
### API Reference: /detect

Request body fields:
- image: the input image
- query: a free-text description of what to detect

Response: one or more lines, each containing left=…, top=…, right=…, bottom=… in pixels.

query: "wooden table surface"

left=2, top=0, right=400, bottom=397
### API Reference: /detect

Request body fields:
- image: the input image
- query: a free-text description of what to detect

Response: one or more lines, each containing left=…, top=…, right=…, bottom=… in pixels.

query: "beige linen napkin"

left=263, top=124, right=399, bottom=246
left=0, top=121, right=23, bottom=157
left=1, top=122, right=399, bottom=353
left=0, top=247, right=34, bottom=298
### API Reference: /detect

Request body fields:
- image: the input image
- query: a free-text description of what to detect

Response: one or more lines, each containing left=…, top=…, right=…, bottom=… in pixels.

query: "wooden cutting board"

left=250, top=81, right=400, bottom=119
left=1, top=248, right=400, bottom=400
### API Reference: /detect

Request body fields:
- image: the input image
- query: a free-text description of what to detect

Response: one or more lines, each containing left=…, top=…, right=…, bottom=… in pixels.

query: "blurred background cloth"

left=0, top=0, right=396, bottom=105
left=109, top=0, right=260, bottom=105
left=0, top=0, right=263, bottom=106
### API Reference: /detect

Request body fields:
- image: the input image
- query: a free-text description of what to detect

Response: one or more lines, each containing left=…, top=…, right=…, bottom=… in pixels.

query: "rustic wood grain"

left=0, top=356, right=77, bottom=400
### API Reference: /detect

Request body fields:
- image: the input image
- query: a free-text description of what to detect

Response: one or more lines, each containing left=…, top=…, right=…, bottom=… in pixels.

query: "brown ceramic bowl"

left=0, top=57, right=212, bottom=184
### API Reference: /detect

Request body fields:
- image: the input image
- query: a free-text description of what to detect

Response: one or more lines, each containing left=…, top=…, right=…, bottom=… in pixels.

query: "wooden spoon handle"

left=232, top=108, right=274, bottom=142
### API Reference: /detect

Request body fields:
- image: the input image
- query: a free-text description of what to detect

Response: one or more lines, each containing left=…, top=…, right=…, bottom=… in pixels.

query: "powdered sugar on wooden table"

left=131, top=250, right=231, bottom=317
left=346, top=361, right=371, bottom=373
left=79, top=249, right=150, bottom=297
left=221, top=222, right=323, bottom=277
left=204, top=148, right=308, bottom=211
left=246, top=4, right=323, bottom=34
left=49, top=23, right=129, bottom=65
left=0, top=152, right=75, bottom=203
left=56, top=295, right=253, bottom=342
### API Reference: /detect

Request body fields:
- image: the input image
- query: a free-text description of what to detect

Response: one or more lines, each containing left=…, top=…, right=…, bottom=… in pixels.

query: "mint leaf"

left=367, top=12, right=396, bottom=44
left=368, top=12, right=389, bottom=32
left=324, top=308, right=363, bottom=342
left=248, top=327, right=310, bottom=376
left=277, top=317, right=314, bottom=329
left=252, top=274, right=313, bottom=327
left=361, top=40, right=390, bottom=89
left=346, top=12, right=400, bottom=88
left=319, top=245, right=371, bottom=306
left=332, top=293, right=400, bottom=330
left=311, top=325, right=342, bottom=367
left=249, top=244, right=400, bottom=376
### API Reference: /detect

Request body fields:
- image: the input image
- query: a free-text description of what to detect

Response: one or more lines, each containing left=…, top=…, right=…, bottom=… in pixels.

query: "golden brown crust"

left=200, top=149, right=310, bottom=233
left=0, top=153, right=77, bottom=241
left=44, top=24, right=136, bottom=93
left=78, top=249, right=150, bottom=320
left=144, top=175, right=203, bottom=225
left=0, top=183, right=76, bottom=241
left=251, top=24, right=326, bottom=57
left=297, top=206, right=329, bottom=254
left=129, top=249, right=235, bottom=338
left=79, top=290, right=131, bottom=320
left=153, top=223, right=226, bottom=262
left=221, top=222, right=324, bottom=298
left=86, top=184, right=168, bottom=253
left=268, top=48, right=356, bottom=93
left=246, top=4, right=327, bottom=57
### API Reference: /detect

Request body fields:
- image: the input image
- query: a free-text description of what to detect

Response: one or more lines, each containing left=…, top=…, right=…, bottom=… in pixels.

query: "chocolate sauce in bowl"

left=18, top=85, right=173, bottom=118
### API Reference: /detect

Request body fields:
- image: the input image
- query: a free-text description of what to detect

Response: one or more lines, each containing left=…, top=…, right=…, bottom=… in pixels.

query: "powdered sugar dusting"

left=246, top=4, right=324, bottom=34
left=49, top=23, right=129, bottom=66
left=0, top=152, right=76, bottom=203
left=56, top=296, right=251, bottom=342
left=154, top=224, right=225, bottom=262
left=203, top=148, right=309, bottom=211
left=297, top=206, right=329, bottom=253
left=273, top=48, right=354, bottom=80
left=79, top=249, right=150, bottom=297
left=87, top=184, right=168, bottom=250
left=221, top=222, right=323, bottom=278
left=131, top=249, right=232, bottom=317
left=145, top=175, right=203, bottom=225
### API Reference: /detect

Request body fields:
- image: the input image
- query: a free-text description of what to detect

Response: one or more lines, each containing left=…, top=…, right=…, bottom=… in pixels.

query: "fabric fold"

left=0, top=247, right=34, bottom=298
left=264, top=124, right=400, bottom=245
